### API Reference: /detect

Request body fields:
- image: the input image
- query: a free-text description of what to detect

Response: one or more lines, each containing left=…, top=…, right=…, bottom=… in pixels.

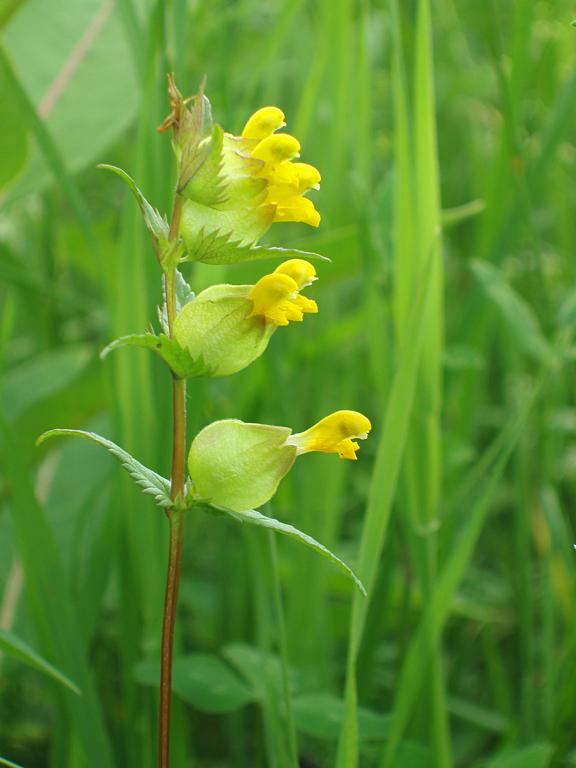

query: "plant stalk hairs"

left=37, top=76, right=371, bottom=767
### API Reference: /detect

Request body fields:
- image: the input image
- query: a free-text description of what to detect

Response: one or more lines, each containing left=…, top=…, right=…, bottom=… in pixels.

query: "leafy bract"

left=37, top=429, right=172, bottom=508
left=0, top=627, right=80, bottom=694
left=212, top=505, right=366, bottom=595
left=98, top=164, right=169, bottom=252
left=101, top=332, right=210, bottom=379
left=181, top=225, right=329, bottom=266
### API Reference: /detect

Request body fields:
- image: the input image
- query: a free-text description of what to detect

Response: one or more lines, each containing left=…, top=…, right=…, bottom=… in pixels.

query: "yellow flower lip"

left=274, top=258, right=318, bottom=289
left=286, top=410, right=372, bottom=461
left=241, top=106, right=286, bottom=140
left=251, top=134, right=301, bottom=165
left=249, top=261, right=319, bottom=327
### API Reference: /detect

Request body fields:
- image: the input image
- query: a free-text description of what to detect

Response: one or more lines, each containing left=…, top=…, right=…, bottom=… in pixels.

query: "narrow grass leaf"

left=471, top=259, right=554, bottom=365
left=0, top=414, right=113, bottom=766
left=380, top=384, right=542, bottom=767
left=0, top=628, right=80, bottom=694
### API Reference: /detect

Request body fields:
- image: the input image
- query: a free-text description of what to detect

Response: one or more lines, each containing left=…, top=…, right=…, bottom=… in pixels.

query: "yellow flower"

left=179, top=103, right=321, bottom=260
left=173, top=259, right=318, bottom=375
left=249, top=259, right=318, bottom=326
left=286, top=411, right=372, bottom=460
left=189, top=409, right=372, bottom=511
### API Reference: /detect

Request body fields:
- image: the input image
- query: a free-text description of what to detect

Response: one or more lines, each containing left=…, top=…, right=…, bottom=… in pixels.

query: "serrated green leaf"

left=471, top=259, right=555, bottom=365
left=98, top=163, right=169, bottom=250
left=158, top=270, right=195, bottom=334
left=0, top=628, right=80, bottom=694
left=100, top=332, right=210, bottom=379
left=182, top=225, right=329, bottom=266
left=37, top=429, right=172, bottom=508
left=175, top=269, right=195, bottom=308
left=215, top=506, right=365, bottom=595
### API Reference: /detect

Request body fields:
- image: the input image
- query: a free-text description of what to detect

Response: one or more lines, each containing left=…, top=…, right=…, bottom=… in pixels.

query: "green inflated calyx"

left=173, top=284, right=274, bottom=376
left=188, top=420, right=297, bottom=512
left=173, top=259, right=319, bottom=377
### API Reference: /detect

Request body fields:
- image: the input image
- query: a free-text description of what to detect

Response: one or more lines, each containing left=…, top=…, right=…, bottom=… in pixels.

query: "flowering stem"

left=158, top=192, right=186, bottom=768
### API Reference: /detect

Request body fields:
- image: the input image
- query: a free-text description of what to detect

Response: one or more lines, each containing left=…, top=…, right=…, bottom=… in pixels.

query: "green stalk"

left=158, top=193, right=187, bottom=768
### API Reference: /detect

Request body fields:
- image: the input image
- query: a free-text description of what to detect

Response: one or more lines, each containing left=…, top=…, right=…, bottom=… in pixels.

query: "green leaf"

left=0, top=344, right=91, bottom=420
left=100, top=332, right=210, bottom=379
left=158, top=270, right=195, bottom=334
left=470, top=259, right=555, bottom=365
left=182, top=225, right=329, bottom=266
left=0, top=627, right=80, bottom=694
left=217, top=506, right=366, bottom=595
left=134, top=654, right=255, bottom=713
left=0, top=49, right=28, bottom=190
left=0, top=415, right=114, bottom=766
left=474, top=744, right=554, bottom=768
left=0, top=756, right=26, bottom=768
left=292, top=694, right=389, bottom=742
left=2, top=0, right=140, bottom=199
left=98, top=164, right=169, bottom=249
left=36, top=429, right=172, bottom=508
left=179, top=123, right=228, bottom=205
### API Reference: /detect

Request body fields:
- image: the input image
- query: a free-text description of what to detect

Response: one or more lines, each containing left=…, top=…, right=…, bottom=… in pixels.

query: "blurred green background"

left=1, top=0, right=576, bottom=766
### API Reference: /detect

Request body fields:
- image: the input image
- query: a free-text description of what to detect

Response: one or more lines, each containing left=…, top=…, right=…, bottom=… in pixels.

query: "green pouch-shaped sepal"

left=173, top=284, right=275, bottom=376
left=189, top=420, right=297, bottom=512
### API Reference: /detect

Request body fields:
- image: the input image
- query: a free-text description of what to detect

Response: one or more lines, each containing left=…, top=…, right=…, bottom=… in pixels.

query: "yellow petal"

left=274, top=259, right=318, bottom=289
left=241, top=106, right=286, bottom=140
left=251, top=134, right=301, bottom=166
left=249, top=269, right=319, bottom=326
left=293, top=294, right=318, bottom=314
left=249, top=273, right=299, bottom=325
left=286, top=411, right=372, bottom=460
left=274, top=195, right=321, bottom=227
left=292, top=162, right=321, bottom=192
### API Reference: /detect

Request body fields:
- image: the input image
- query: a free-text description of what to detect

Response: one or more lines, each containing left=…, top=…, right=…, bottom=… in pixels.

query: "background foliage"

left=1, top=1, right=576, bottom=766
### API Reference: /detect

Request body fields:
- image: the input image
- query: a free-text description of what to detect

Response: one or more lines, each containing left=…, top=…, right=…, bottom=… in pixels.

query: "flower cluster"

left=169, top=94, right=371, bottom=510
left=83, top=80, right=371, bottom=545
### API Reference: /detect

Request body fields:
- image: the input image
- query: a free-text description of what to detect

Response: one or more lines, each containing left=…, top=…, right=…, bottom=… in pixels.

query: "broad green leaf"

left=133, top=654, right=255, bottom=713
left=218, top=506, right=365, bottom=595
left=0, top=345, right=91, bottom=420
left=98, top=164, right=169, bottom=249
left=0, top=50, right=28, bottom=190
left=2, top=0, right=140, bottom=199
left=100, top=332, right=210, bottom=379
left=0, top=627, right=80, bottom=694
left=222, top=643, right=290, bottom=699
left=471, top=259, right=555, bottom=365
left=292, top=694, right=389, bottom=741
left=37, top=429, right=172, bottom=508
left=474, top=744, right=554, bottom=768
